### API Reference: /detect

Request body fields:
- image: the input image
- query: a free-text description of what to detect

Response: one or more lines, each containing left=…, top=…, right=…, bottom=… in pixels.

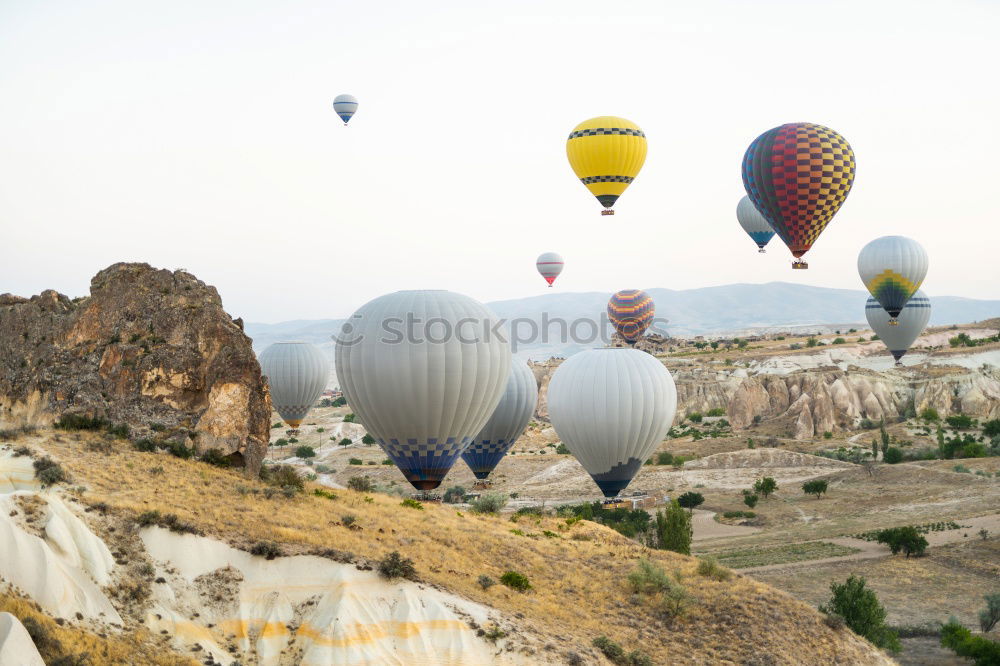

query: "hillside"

left=0, top=428, right=893, bottom=665
left=246, top=282, right=1000, bottom=360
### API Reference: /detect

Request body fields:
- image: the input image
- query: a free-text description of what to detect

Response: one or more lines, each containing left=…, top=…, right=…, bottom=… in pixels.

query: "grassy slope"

left=22, top=429, right=895, bottom=665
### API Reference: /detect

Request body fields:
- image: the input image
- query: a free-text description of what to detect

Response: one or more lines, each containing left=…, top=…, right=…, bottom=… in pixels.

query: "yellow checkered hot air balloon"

left=566, top=116, right=647, bottom=215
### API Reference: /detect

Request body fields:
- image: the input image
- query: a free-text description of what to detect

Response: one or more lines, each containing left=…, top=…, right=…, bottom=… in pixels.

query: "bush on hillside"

left=802, top=479, right=828, bottom=498
left=55, top=413, right=108, bottom=431
left=261, top=464, right=304, bottom=492
left=820, top=575, right=900, bottom=652
left=442, top=485, right=467, bottom=503
left=347, top=475, right=374, bottom=492
left=940, top=618, right=1000, bottom=665
left=592, top=636, right=653, bottom=666
left=883, top=447, right=903, bottom=464
left=249, top=541, right=282, bottom=560
left=696, top=556, right=731, bottom=582
left=469, top=493, right=507, bottom=514
left=654, top=501, right=691, bottom=555
left=33, top=457, right=68, bottom=486
left=294, top=445, right=316, bottom=458
left=378, top=551, right=417, bottom=580
left=500, top=570, right=531, bottom=591
left=199, top=448, right=231, bottom=467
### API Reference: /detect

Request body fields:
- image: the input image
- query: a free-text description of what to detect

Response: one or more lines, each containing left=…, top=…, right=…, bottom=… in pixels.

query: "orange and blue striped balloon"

left=608, top=290, right=655, bottom=343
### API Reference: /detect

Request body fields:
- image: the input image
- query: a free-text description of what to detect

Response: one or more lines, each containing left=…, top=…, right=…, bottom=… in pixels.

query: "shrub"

left=592, top=636, right=653, bottom=666
left=341, top=514, right=357, bottom=527
left=946, top=414, right=975, bottom=429
left=742, top=491, right=759, bottom=509
left=165, top=441, right=193, bottom=459
left=400, top=498, right=424, bottom=510
left=802, top=479, right=829, bottom=498
left=106, top=423, right=130, bottom=438
left=696, top=557, right=731, bottom=582
left=361, top=433, right=376, bottom=445
left=980, top=593, right=1000, bottom=633
left=477, top=574, right=496, bottom=590
left=294, top=445, right=316, bottom=458
left=883, top=446, right=903, bottom=464
left=555, top=442, right=570, bottom=454
left=654, top=500, right=691, bottom=555
left=820, top=575, right=900, bottom=652
left=272, top=422, right=283, bottom=428
left=656, top=451, right=673, bottom=465
left=806, top=337, right=818, bottom=347
left=55, top=413, right=107, bottom=431
left=342, top=413, right=356, bottom=423
left=754, top=477, right=778, bottom=498
left=875, top=526, right=928, bottom=557
left=500, top=570, right=531, bottom=591
left=443, top=485, right=467, bottom=503
left=33, top=457, right=68, bottom=486
left=378, top=551, right=417, bottom=580
left=261, top=464, right=304, bottom=492
left=347, top=476, right=374, bottom=492
left=832, top=337, right=846, bottom=345
left=983, top=419, right=1000, bottom=438
left=199, top=447, right=231, bottom=467
left=688, top=412, right=703, bottom=423
left=348, top=457, right=363, bottom=465
left=722, top=510, right=755, bottom=519
left=676, top=491, right=704, bottom=512
left=313, top=488, right=337, bottom=500
left=823, top=431, right=833, bottom=439
left=469, top=493, right=507, bottom=514
left=249, top=541, right=282, bottom=560
left=940, top=618, right=1000, bottom=665
left=706, top=407, right=726, bottom=417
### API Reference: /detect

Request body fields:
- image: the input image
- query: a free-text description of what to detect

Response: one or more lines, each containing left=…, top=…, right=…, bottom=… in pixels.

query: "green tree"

left=806, top=337, right=819, bottom=348
left=983, top=419, right=1000, bottom=438
left=920, top=407, right=940, bottom=422
left=742, top=491, right=759, bottom=509
left=362, top=433, right=376, bottom=445
left=940, top=618, right=1000, bottom=665
left=342, top=413, right=356, bottom=423
left=883, top=447, right=903, bottom=464
left=753, top=477, right=777, bottom=499
left=875, top=526, right=928, bottom=557
left=802, top=479, right=828, bottom=498
left=979, top=593, right=1000, bottom=633
left=294, top=445, right=316, bottom=458
left=655, top=500, right=692, bottom=555
left=676, top=491, right=704, bottom=513
left=819, top=575, right=900, bottom=652
left=339, top=438, right=352, bottom=448
left=871, top=439, right=879, bottom=460
left=879, top=425, right=890, bottom=458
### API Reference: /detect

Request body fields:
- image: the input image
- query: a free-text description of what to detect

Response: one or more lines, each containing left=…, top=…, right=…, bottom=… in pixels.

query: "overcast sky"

left=1, top=0, right=998, bottom=323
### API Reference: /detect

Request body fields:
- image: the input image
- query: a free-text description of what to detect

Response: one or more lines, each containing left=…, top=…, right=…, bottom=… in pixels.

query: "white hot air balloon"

left=462, top=362, right=538, bottom=479
left=333, top=94, right=358, bottom=125
left=857, top=236, right=928, bottom=324
left=335, top=290, right=511, bottom=490
left=259, top=342, right=329, bottom=428
left=736, top=196, right=776, bottom=253
left=865, top=290, right=931, bottom=365
left=548, top=348, right=677, bottom=497
left=536, top=252, right=564, bottom=287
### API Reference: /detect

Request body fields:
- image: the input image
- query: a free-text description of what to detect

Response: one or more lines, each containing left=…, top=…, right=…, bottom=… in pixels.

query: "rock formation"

left=0, top=263, right=269, bottom=476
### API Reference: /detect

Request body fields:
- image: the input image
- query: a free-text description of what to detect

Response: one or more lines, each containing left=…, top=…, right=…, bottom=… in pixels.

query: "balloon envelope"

left=462, top=362, right=538, bottom=479
left=566, top=116, right=646, bottom=213
left=259, top=342, right=329, bottom=428
left=334, top=290, right=511, bottom=490
left=608, top=290, right=655, bottom=343
left=742, top=123, right=855, bottom=263
left=548, top=349, right=676, bottom=497
left=858, top=236, right=929, bottom=319
left=736, top=196, right=775, bottom=252
left=333, top=94, right=358, bottom=124
left=536, top=252, right=564, bottom=287
left=866, top=290, right=931, bottom=363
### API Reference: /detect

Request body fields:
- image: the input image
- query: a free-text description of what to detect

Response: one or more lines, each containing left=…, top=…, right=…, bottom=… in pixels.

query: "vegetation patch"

left=378, top=551, right=417, bottom=580
left=500, top=570, right=532, bottom=591
left=711, top=541, right=860, bottom=569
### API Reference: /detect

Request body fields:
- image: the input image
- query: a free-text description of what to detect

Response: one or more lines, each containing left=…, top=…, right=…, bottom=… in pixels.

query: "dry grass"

left=0, top=590, right=195, bottom=666
left=28, top=429, right=892, bottom=665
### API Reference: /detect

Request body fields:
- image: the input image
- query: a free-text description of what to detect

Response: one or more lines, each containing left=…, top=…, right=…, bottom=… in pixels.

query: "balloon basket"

left=792, top=261, right=808, bottom=270
left=472, top=480, right=493, bottom=490
left=758, top=248, right=766, bottom=253
left=601, top=210, right=615, bottom=216
left=888, top=319, right=900, bottom=326
left=413, top=491, right=442, bottom=503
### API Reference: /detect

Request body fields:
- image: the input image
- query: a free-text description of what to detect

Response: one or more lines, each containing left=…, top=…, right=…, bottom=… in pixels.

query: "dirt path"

left=692, top=510, right=760, bottom=541
left=739, top=513, right=1000, bottom=574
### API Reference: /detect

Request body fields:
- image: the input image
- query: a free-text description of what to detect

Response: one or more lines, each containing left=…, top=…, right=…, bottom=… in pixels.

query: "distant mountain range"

left=245, top=282, right=1000, bottom=361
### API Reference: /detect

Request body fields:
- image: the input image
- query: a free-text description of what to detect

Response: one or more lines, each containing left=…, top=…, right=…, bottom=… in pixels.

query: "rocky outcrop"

left=0, top=612, right=45, bottom=666
left=530, top=354, right=1000, bottom=439
left=0, top=263, right=269, bottom=476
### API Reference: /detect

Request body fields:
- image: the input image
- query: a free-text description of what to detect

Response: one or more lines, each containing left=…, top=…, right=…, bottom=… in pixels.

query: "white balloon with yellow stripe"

left=566, top=116, right=647, bottom=215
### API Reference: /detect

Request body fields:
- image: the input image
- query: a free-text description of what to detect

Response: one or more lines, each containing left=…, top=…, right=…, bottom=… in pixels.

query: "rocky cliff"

left=531, top=352, right=1000, bottom=439
left=0, top=263, right=269, bottom=476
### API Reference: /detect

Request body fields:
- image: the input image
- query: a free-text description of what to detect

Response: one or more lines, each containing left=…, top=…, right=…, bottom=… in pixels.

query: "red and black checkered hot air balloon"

left=741, top=123, right=856, bottom=269
left=607, top=290, right=655, bottom=344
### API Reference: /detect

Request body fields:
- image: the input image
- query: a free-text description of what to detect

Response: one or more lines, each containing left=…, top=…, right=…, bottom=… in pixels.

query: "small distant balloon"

left=608, top=290, right=655, bottom=344
left=536, top=252, right=564, bottom=287
left=333, top=94, right=358, bottom=125
left=736, top=196, right=775, bottom=253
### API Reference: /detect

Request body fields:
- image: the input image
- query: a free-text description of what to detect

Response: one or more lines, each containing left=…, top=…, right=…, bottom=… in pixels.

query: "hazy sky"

left=2, top=0, right=998, bottom=323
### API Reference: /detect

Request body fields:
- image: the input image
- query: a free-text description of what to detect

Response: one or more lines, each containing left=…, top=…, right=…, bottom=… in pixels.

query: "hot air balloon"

left=536, top=252, right=564, bottom=287
left=736, top=196, right=775, bottom=253
left=334, top=290, right=510, bottom=490
left=742, top=122, right=856, bottom=269
left=333, top=94, right=358, bottom=125
left=858, top=235, right=928, bottom=324
left=566, top=116, right=646, bottom=215
left=866, top=290, right=931, bottom=366
left=548, top=349, right=676, bottom=497
left=259, top=342, right=329, bottom=429
left=461, top=362, right=537, bottom=480
left=608, top=290, right=655, bottom=344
